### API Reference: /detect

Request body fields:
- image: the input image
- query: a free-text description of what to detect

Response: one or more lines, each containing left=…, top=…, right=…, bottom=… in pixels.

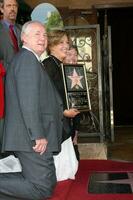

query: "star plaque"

left=61, top=64, right=90, bottom=111
left=89, top=172, right=133, bottom=193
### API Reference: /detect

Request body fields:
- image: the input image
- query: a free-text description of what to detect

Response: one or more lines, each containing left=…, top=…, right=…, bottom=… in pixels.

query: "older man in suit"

left=0, top=0, right=21, bottom=156
left=0, top=21, right=63, bottom=200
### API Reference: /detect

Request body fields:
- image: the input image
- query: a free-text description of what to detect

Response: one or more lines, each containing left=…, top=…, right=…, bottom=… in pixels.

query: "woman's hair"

left=47, top=29, right=70, bottom=54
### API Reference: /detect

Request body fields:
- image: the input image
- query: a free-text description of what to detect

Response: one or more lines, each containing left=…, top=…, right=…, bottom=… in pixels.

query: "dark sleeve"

left=72, top=114, right=80, bottom=131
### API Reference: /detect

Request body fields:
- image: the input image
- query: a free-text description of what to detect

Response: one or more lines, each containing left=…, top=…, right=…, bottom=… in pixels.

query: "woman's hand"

left=63, top=108, right=80, bottom=118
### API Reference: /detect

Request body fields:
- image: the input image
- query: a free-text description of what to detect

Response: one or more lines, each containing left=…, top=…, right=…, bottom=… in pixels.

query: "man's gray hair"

left=21, top=20, right=44, bottom=38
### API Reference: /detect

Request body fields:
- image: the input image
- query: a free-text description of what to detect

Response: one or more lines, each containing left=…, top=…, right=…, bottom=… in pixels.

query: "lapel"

left=0, top=22, right=13, bottom=48
left=15, top=24, right=21, bottom=47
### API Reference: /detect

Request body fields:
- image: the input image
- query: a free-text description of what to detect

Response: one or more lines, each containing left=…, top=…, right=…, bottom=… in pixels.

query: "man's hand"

left=63, top=108, right=80, bottom=118
left=33, top=138, right=48, bottom=155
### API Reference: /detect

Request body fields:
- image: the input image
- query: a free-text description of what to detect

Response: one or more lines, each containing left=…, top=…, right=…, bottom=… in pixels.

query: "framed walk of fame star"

left=61, top=64, right=91, bottom=111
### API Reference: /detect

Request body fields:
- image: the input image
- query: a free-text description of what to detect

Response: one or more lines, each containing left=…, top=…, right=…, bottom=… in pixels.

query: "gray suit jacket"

left=0, top=21, right=21, bottom=70
left=3, top=48, right=63, bottom=153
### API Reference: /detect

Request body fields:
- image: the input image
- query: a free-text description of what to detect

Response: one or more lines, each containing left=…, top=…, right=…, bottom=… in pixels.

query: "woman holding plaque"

left=42, top=30, right=79, bottom=181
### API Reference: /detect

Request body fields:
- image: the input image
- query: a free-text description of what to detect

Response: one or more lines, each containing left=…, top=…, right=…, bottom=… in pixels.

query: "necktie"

left=9, top=24, right=19, bottom=52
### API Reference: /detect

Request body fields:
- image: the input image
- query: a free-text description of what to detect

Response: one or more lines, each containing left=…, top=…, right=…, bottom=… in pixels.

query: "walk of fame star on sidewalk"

left=89, top=172, right=133, bottom=193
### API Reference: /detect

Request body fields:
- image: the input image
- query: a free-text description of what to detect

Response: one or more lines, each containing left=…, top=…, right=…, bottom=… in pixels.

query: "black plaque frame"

left=62, top=64, right=90, bottom=111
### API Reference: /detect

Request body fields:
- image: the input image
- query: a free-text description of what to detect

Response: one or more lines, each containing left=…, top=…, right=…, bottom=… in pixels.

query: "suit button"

left=61, top=118, right=63, bottom=121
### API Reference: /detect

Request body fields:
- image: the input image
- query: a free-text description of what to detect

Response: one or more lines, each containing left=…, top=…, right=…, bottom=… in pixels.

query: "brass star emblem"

left=68, top=68, right=83, bottom=89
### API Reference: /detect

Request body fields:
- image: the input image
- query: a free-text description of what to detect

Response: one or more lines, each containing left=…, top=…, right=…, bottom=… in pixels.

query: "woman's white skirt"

left=53, top=137, right=79, bottom=181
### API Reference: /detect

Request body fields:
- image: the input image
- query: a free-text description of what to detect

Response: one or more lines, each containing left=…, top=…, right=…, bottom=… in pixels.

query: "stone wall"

left=78, top=143, right=107, bottom=160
